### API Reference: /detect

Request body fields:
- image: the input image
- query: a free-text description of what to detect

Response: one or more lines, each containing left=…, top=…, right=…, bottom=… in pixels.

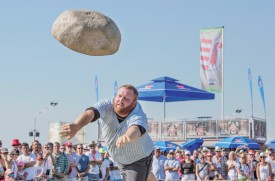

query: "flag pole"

left=221, top=26, right=224, bottom=120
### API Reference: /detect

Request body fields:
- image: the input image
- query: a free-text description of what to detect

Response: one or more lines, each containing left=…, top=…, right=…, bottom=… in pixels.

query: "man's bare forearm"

left=75, top=109, right=95, bottom=128
left=125, top=125, right=142, bottom=142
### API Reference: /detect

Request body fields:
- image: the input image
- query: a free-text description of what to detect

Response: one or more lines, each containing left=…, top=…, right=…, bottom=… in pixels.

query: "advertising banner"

left=254, top=120, right=266, bottom=138
left=218, top=119, right=249, bottom=136
left=148, top=121, right=159, bottom=140
left=161, top=121, right=184, bottom=140
left=186, top=121, right=216, bottom=138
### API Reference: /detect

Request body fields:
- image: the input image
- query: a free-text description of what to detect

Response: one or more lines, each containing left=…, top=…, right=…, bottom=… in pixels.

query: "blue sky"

left=1, top=1, right=274, bottom=147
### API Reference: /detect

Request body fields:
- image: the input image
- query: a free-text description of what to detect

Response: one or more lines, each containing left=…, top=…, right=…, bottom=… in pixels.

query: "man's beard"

left=114, top=101, right=136, bottom=116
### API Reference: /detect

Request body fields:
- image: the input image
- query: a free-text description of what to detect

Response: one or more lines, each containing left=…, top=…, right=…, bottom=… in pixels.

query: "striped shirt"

left=94, top=99, right=154, bottom=165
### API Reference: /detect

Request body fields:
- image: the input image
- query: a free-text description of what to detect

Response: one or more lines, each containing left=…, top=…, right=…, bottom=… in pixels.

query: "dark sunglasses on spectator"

left=207, top=156, right=212, bottom=157
left=78, top=148, right=84, bottom=149
left=9, top=154, right=14, bottom=156
left=13, top=144, right=19, bottom=146
left=169, top=152, right=175, bottom=155
left=2, top=152, right=8, bottom=154
left=260, top=156, right=266, bottom=158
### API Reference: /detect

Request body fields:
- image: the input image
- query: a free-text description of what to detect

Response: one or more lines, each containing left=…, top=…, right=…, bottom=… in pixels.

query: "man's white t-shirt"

left=85, top=151, right=102, bottom=174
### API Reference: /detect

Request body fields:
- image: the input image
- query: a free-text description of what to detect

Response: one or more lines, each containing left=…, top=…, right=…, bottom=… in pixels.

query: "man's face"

left=53, top=143, right=60, bottom=153
left=154, top=149, right=161, bottom=157
left=32, top=142, right=39, bottom=152
left=77, top=145, right=84, bottom=154
left=230, top=124, right=237, bottom=132
left=197, top=127, right=204, bottom=134
left=22, top=145, right=29, bottom=154
left=114, top=87, right=136, bottom=117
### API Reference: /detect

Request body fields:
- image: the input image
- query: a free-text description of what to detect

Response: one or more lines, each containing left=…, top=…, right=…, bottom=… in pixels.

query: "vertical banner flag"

left=95, top=76, right=99, bottom=102
left=248, top=68, right=253, bottom=116
left=258, top=76, right=266, bottom=117
left=114, top=81, right=118, bottom=97
left=200, top=27, right=223, bottom=92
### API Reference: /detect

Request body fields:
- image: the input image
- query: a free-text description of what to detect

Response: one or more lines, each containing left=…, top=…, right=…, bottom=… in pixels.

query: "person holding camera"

left=42, top=143, right=55, bottom=180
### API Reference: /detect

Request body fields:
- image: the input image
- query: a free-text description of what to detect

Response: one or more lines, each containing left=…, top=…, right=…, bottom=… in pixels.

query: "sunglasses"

left=9, top=154, right=14, bottom=156
left=207, top=156, right=212, bottom=157
left=2, top=152, right=8, bottom=154
left=169, top=153, right=175, bottom=155
left=260, top=156, right=266, bottom=158
left=77, top=148, right=84, bottom=149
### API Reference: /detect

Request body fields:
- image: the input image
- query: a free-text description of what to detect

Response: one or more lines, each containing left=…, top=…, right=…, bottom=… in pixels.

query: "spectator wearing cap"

left=205, top=151, right=217, bottom=180
left=42, top=143, right=55, bottom=180
left=96, top=142, right=102, bottom=152
left=226, top=151, right=238, bottom=181
left=3, top=150, right=18, bottom=179
left=30, top=154, right=46, bottom=180
left=99, top=149, right=109, bottom=181
left=76, top=144, right=90, bottom=181
left=83, top=145, right=89, bottom=154
left=212, top=146, right=227, bottom=180
left=180, top=150, right=196, bottom=180
left=164, top=149, right=180, bottom=181
left=236, top=152, right=252, bottom=180
left=196, top=153, right=210, bottom=181
left=85, top=141, right=102, bottom=181
left=11, top=139, right=21, bottom=152
left=257, top=152, right=272, bottom=181
left=17, top=142, right=36, bottom=180
left=0, top=148, right=8, bottom=171
left=247, top=150, right=258, bottom=180
left=201, top=147, right=209, bottom=158
left=16, top=161, right=27, bottom=180
left=65, top=142, right=78, bottom=181
left=52, top=142, right=69, bottom=181
left=105, top=153, right=122, bottom=181
left=152, top=147, right=166, bottom=180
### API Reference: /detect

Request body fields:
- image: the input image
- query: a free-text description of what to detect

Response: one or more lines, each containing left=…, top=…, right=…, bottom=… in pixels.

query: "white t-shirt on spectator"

left=85, top=151, right=102, bottom=174
left=17, top=154, right=35, bottom=180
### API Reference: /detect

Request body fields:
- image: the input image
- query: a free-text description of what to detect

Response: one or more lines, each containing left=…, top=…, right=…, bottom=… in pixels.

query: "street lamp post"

left=30, top=102, right=58, bottom=141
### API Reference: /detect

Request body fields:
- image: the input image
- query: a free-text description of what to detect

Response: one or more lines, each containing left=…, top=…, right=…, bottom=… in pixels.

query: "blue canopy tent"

left=181, top=138, right=204, bottom=154
left=136, top=76, right=215, bottom=119
left=154, top=141, right=181, bottom=153
left=215, top=136, right=260, bottom=149
left=267, top=140, right=275, bottom=149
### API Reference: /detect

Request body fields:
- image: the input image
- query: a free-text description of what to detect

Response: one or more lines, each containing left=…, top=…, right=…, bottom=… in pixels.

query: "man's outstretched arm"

left=60, top=109, right=95, bottom=140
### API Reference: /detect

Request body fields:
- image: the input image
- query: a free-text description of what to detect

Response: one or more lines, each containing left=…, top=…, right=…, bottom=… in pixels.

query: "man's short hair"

left=120, top=84, right=139, bottom=100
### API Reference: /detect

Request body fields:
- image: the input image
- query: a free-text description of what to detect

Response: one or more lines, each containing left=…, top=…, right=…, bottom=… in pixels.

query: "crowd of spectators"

left=152, top=145, right=275, bottom=181
left=1, top=138, right=275, bottom=181
left=0, top=139, right=121, bottom=181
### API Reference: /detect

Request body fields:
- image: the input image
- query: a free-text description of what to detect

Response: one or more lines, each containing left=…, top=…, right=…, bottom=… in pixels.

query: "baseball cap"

left=169, top=149, right=175, bottom=154
left=202, top=147, right=209, bottom=152
left=260, top=152, right=266, bottom=157
left=99, top=148, right=106, bottom=154
left=36, top=155, right=44, bottom=160
left=185, top=150, right=191, bottom=155
left=17, top=161, right=24, bottom=167
left=66, top=142, right=73, bottom=147
left=215, top=146, right=222, bottom=152
left=11, top=139, right=20, bottom=146
left=0, top=148, right=8, bottom=153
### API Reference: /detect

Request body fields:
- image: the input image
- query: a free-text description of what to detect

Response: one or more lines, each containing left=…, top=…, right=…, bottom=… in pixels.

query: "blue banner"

left=95, top=76, right=99, bottom=102
left=258, top=76, right=266, bottom=117
left=114, top=81, right=118, bottom=97
left=248, top=68, right=253, bottom=116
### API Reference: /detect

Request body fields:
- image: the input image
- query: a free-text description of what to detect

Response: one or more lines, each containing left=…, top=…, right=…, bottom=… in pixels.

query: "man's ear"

left=132, top=99, right=137, bottom=108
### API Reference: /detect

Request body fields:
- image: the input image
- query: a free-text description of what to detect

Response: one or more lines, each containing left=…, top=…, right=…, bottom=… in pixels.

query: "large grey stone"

left=52, top=10, right=121, bottom=56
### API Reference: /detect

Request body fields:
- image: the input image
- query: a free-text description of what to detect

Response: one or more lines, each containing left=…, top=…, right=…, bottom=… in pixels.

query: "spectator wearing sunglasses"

left=85, top=141, right=102, bottom=181
left=181, top=150, right=196, bottom=181
left=11, top=139, right=21, bottom=155
left=76, top=144, right=90, bottom=181
left=4, top=150, right=18, bottom=178
left=196, top=154, right=210, bottom=181
left=164, top=149, right=180, bottom=181
left=256, top=152, right=272, bottom=181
